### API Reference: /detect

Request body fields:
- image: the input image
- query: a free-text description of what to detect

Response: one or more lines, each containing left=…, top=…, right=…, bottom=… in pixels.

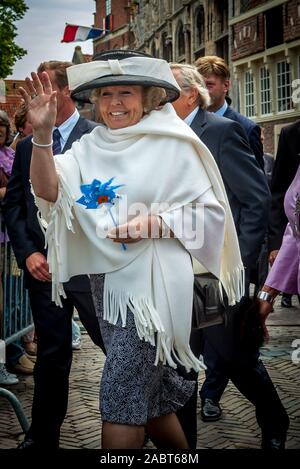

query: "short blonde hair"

left=170, top=63, right=211, bottom=109
left=90, top=86, right=167, bottom=115
left=195, top=56, right=230, bottom=81
left=37, top=61, right=73, bottom=90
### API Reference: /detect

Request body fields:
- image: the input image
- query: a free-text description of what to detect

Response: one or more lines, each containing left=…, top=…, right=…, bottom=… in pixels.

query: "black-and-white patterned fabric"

left=90, top=274, right=195, bottom=425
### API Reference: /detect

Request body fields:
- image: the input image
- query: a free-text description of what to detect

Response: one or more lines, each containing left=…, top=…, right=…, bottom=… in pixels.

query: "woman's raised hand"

left=18, top=72, right=57, bottom=139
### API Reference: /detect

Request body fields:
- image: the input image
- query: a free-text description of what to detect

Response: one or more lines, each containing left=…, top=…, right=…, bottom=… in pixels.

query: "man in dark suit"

left=195, top=55, right=270, bottom=415
left=2, top=61, right=104, bottom=450
left=170, top=63, right=289, bottom=450
left=196, top=55, right=264, bottom=171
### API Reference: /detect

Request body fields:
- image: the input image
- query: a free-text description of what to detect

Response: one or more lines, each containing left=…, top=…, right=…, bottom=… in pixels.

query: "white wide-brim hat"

left=68, top=49, right=180, bottom=104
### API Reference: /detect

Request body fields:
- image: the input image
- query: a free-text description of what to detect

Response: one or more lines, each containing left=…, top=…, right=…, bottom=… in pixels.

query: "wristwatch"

left=257, top=290, right=275, bottom=304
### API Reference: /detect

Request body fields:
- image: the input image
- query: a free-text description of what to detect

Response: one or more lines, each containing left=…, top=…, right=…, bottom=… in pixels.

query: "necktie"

left=52, top=128, right=62, bottom=155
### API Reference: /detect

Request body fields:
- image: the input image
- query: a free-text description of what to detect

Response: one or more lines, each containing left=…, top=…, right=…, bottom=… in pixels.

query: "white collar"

left=214, top=100, right=228, bottom=116
left=184, top=106, right=199, bottom=126
left=55, top=109, right=80, bottom=149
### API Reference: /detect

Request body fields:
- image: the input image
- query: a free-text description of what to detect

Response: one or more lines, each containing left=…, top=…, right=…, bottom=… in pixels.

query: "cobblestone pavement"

left=0, top=298, right=300, bottom=449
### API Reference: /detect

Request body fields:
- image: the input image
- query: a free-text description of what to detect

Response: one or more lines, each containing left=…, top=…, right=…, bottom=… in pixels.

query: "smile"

left=110, top=111, right=127, bottom=116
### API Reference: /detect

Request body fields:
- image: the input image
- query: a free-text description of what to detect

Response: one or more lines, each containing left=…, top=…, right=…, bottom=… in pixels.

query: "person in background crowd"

left=10, top=102, right=33, bottom=151
left=268, top=120, right=300, bottom=309
left=261, top=128, right=274, bottom=187
left=0, top=110, right=34, bottom=385
left=257, top=159, right=300, bottom=339
left=9, top=103, right=37, bottom=357
left=195, top=56, right=264, bottom=171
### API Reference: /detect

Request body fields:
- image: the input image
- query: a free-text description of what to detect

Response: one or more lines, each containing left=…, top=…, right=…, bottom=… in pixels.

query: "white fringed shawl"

left=35, top=104, right=244, bottom=372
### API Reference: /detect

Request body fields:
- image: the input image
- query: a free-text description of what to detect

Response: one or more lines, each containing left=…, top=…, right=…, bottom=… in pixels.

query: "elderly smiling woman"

left=20, top=50, right=243, bottom=449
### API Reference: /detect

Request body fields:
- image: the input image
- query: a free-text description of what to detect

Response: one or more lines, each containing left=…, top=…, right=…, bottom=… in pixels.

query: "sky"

left=8, top=0, right=95, bottom=80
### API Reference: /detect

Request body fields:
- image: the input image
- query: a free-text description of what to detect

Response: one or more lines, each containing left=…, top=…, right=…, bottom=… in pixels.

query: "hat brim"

left=71, top=74, right=180, bottom=104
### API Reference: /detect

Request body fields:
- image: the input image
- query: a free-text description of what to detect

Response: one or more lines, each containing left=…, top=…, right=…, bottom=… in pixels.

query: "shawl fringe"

left=221, top=265, right=245, bottom=307
left=103, top=281, right=207, bottom=372
left=33, top=173, right=74, bottom=306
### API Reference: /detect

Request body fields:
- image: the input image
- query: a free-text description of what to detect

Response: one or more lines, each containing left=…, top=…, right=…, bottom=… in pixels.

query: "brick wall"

left=0, top=80, right=26, bottom=128
left=94, top=0, right=105, bottom=29
left=231, top=14, right=264, bottom=60
left=284, top=0, right=300, bottom=42
left=94, top=0, right=129, bottom=32
left=262, top=116, right=299, bottom=155
left=94, top=31, right=132, bottom=53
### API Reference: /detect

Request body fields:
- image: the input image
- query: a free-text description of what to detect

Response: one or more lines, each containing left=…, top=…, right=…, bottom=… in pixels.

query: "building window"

left=244, top=71, right=255, bottom=117
left=196, top=6, right=205, bottom=46
left=174, top=0, right=182, bottom=11
left=277, top=61, right=292, bottom=112
left=240, top=0, right=251, bottom=14
left=260, top=67, right=271, bottom=115
left=216, top=36, right=228, bottom=64
left=265, top=6, right=283, bottom=49
left=162, top=32, right=172, bottom=62
left=232, top=0, right=235, bottom=17
left=105, top=0, right=111, bottom=16
left=216, top=0, right=228, bottom=36
left=151, top=41, right=156, bottom=58
left=177, top=21, right=185, bottom=59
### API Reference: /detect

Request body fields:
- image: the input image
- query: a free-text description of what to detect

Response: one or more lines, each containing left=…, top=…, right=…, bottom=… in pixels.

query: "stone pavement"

left=0, top=297, right=299, bottom=449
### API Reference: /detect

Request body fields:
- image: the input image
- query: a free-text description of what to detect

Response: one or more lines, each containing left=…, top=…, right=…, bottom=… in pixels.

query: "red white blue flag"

left=61, top=24, right=104, bottom=43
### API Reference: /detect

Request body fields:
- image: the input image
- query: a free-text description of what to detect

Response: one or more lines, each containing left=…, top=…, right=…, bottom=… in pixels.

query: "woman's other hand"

left=107, top=215, right=162, bottom=244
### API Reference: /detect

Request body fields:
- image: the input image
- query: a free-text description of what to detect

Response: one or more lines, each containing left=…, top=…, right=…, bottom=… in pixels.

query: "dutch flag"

left=61, top=24, right=105, bottom=43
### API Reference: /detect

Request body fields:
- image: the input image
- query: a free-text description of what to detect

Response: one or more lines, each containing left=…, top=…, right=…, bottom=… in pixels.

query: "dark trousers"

left=177, top=300, right=289, bottom=449
left=27, top=285, right=104, bottom=447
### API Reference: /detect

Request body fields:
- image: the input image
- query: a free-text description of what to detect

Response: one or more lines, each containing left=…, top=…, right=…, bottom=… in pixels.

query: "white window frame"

left=260, top=66, right=272, bottom=116
left=276, top=60, right=292, bottom=113
left=105, top=0, right=111, bottom=16
left=244, top=70, right=255, bottom=117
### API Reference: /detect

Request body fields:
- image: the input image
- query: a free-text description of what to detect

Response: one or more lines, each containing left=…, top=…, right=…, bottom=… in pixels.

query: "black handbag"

left=192, top=273, right=226, bottom=329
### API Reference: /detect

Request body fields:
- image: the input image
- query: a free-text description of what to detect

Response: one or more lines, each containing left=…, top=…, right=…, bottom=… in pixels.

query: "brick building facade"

left=230, top=0, right=300, bottom=154
left=92, top=0, right=300, bottom=155
left=3, top=1, right=300, bottom=154
left=128, top=0, right=229, bottom=64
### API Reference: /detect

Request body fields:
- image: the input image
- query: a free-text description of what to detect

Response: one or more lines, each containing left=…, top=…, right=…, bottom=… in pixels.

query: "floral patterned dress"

left=90, top=274, right=195, bottom=425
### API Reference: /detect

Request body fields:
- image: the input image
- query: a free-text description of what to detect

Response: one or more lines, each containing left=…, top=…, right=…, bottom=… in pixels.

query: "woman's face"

left=98, top=85, right=144, bottom=129
left=20, top=115, right=33, bottom=137
left=0, top=124, right=7, bottom=147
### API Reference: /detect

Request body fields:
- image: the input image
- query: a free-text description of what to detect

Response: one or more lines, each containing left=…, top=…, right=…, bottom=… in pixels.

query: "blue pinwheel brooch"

left=76, top=177, right=126, bottom=250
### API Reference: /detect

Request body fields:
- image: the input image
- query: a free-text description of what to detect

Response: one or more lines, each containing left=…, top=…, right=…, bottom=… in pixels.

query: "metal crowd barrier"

left=0, top=218, right=32, bottom=433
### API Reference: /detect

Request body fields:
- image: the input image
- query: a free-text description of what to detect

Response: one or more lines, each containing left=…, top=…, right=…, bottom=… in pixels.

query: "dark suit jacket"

left=224, top=106, right=264, bottom=171
left=268, top=120, right=300, bottom=252
left=2, top=116, right=98, bottom=291
left=191, top=108, right=270, bottom=271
